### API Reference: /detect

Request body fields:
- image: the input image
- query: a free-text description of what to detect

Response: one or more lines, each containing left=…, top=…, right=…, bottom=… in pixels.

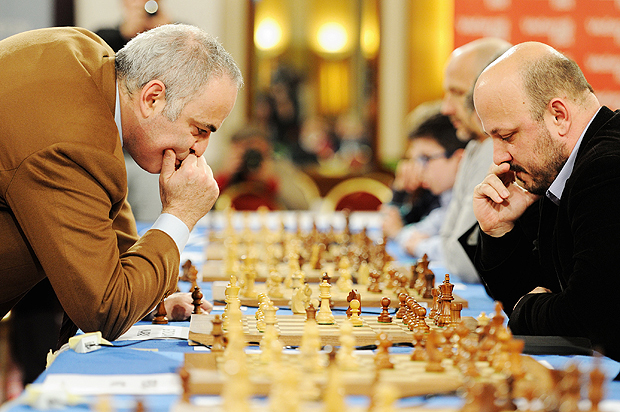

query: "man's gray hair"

left=115, top=24, right=243, bottom=121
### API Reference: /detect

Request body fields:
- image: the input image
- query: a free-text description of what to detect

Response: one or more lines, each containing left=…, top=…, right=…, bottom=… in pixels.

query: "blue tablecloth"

left=3, top=213, right=619, bottom=412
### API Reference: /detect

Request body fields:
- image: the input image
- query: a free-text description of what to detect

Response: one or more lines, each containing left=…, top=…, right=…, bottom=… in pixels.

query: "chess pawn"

left=266, top=269, right=284, bottom=299
left=410, top=327, right=427, bottom=361
left=346, top=289, right=361, bottom=318
left=370, top=382, right=399, bottom=412
left=191, top=286, right=203, bottom=314
left=425, top=329, right=446, bottom=372
left=269, top=364, right=300, bottom=412
left=357, top=261, right=370, bottom=285
left=368, top=270, right=382, bottom=293
left=589, top=356, right=605, bottom=412
left=441, top=326, right=456, bottom=359
left=377, top=297, right=392, bottom=323
left=324, top=346, right=346, bottom=412
left=301, top=309, right=322, bottom=373
left=242, top=265, right=258, bottom=299
left=395, top=293, right=408, bottom=319
left=336, top=266, right=353, bottom=292
left=291, top=270, right=303, bottom=289
left=210, top=314, right=226, bottom=354
left=374, top=332, right=394, bottom=370
left=260, top=303, right=281, bottom=364
left=336, top=321, right=359, bottom=370
left=349, top=299, right=363, bottom=327
left=178, top=366, right=191, bottom=403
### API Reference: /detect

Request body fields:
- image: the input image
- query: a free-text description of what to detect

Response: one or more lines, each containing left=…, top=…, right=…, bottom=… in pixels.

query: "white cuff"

left=150, top=213, right=190, bottom=253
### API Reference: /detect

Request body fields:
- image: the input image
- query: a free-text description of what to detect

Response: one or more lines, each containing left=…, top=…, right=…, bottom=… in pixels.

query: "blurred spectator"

left=382, top=101, right=443, bottom=238
left=95, top=0, right=172, bottom=52
left=215, top=126, right=318, bottom=210
left=391, top=114, right=466, bottom=261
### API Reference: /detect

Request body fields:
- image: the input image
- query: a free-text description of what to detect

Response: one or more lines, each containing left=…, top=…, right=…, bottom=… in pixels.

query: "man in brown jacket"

left=0, top=24, right=242, bottom=345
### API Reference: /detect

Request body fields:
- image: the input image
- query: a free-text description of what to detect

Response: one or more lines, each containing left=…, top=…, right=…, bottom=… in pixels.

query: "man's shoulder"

left=1, top=27, right=113, bottom=59
left=581, top=107, right=620, bottom=157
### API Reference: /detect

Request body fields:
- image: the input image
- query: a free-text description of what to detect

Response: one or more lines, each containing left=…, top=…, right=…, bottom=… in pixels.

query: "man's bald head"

left=441, top=37, right=512, bottom=141
left=476, top=41, right=595, bottom=122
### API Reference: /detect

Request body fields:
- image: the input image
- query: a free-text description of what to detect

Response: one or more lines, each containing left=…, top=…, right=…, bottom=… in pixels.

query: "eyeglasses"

left=414, top=152, right=446, bottom=167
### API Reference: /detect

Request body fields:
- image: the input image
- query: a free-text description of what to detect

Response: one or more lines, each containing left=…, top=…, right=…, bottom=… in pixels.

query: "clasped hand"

left=159, top=149, right=219, bottom=231
left=472, top=162, right=540, bottom=237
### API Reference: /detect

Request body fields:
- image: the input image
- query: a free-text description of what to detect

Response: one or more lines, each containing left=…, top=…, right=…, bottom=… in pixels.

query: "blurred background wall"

left=1, top=0, right=619, bottom=182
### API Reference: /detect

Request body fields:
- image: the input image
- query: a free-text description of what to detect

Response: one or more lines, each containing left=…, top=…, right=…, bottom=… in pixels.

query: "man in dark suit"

left=469, top=41, right=620, bottom=361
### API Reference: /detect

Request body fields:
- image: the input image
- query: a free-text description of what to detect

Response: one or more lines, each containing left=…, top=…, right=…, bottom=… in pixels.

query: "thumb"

left=160, top=149, right=176, bottom=179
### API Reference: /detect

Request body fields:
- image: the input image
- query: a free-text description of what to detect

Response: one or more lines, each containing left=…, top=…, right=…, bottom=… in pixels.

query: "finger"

left=160, top=149, right=177, bottom=179
left=490, top=162, right=511, bottom=174
left=196, top=155, right=213, bottom=177
left=201, top=300, right=213, bottom=313
left=177, top=153, right=198, bottom=170
left=475, top=178, right=508, bottom=204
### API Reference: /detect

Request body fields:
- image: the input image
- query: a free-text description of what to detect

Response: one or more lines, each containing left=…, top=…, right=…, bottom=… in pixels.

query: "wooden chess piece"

left=437, top=274, right=454, bottom=326
left=178, top=366, right=191, bottom=403
left=429, top=288, right=440, bottom=319
left=316, top=278, right=335, bottom=325
left=374, top=332, right=394, bottom=370
left=152, top=297, right=168, bottom=325
left=396, top=292, right=408, bottom=319
left=305, top=302, right=317, bottom=321
left=411, top=327, right=427, bottom=361
left=415, top=305, right=431, bottom=333
left=181, top=259, right=193, bottom=282
left=377, top=297, right=393, bottom=323
left=188, top=265, right=199, bottom=290
left=451, top=302, right=463, bottom=325
left=346, top=289, right=361, bottom=318
left=349, top=299, right=363, bottom=327
left=589, top=356, right=605, bottom=412
left=461, top=381, right=501, bottom=412
left=425, top=329, right=445, bottom=372
left=192, top=286, right=203, bottom=314
left=422, top=270, right=435, bottom=299
left=211, top=314, right=226, bottom=354
left=367, top=269, right=382, bottom=293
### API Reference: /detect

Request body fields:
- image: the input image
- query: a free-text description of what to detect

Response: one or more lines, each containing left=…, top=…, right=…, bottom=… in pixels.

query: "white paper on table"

left=115, top=324, right=189, bottom=341
left=41, top=373, right=181, bottom=395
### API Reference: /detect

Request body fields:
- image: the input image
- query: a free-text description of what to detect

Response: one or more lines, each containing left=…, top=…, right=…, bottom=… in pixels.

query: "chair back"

left=215, top=181, right=284, bottom=211
left=320, top=177, right=393, bottom=212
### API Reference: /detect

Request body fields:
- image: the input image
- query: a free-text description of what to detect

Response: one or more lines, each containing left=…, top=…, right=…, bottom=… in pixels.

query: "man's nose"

left=191, top=139, right=209, bottom=157
left=492, top=140, right=512, bottom=165
left=441, top=96, right=454, bottom=116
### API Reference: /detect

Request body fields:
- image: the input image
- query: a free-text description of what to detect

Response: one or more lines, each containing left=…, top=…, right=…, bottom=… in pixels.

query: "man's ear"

left=139, top=80, right=166, bottom=118
left=548, top=98, right=570, bottom=137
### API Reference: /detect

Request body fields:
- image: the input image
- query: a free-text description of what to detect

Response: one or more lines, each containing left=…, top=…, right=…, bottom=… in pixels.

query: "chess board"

left=202, top=260, right=339, bottom=283
left=210, top=281, right=468, bottom=309
left=188, top=313, right=478, bottom=347
left=181, top=351, right=554, bottom=399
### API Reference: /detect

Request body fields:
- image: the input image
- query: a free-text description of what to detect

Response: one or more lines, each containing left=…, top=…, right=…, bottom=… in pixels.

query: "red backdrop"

left=455, top=0, right=620, bottom=109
